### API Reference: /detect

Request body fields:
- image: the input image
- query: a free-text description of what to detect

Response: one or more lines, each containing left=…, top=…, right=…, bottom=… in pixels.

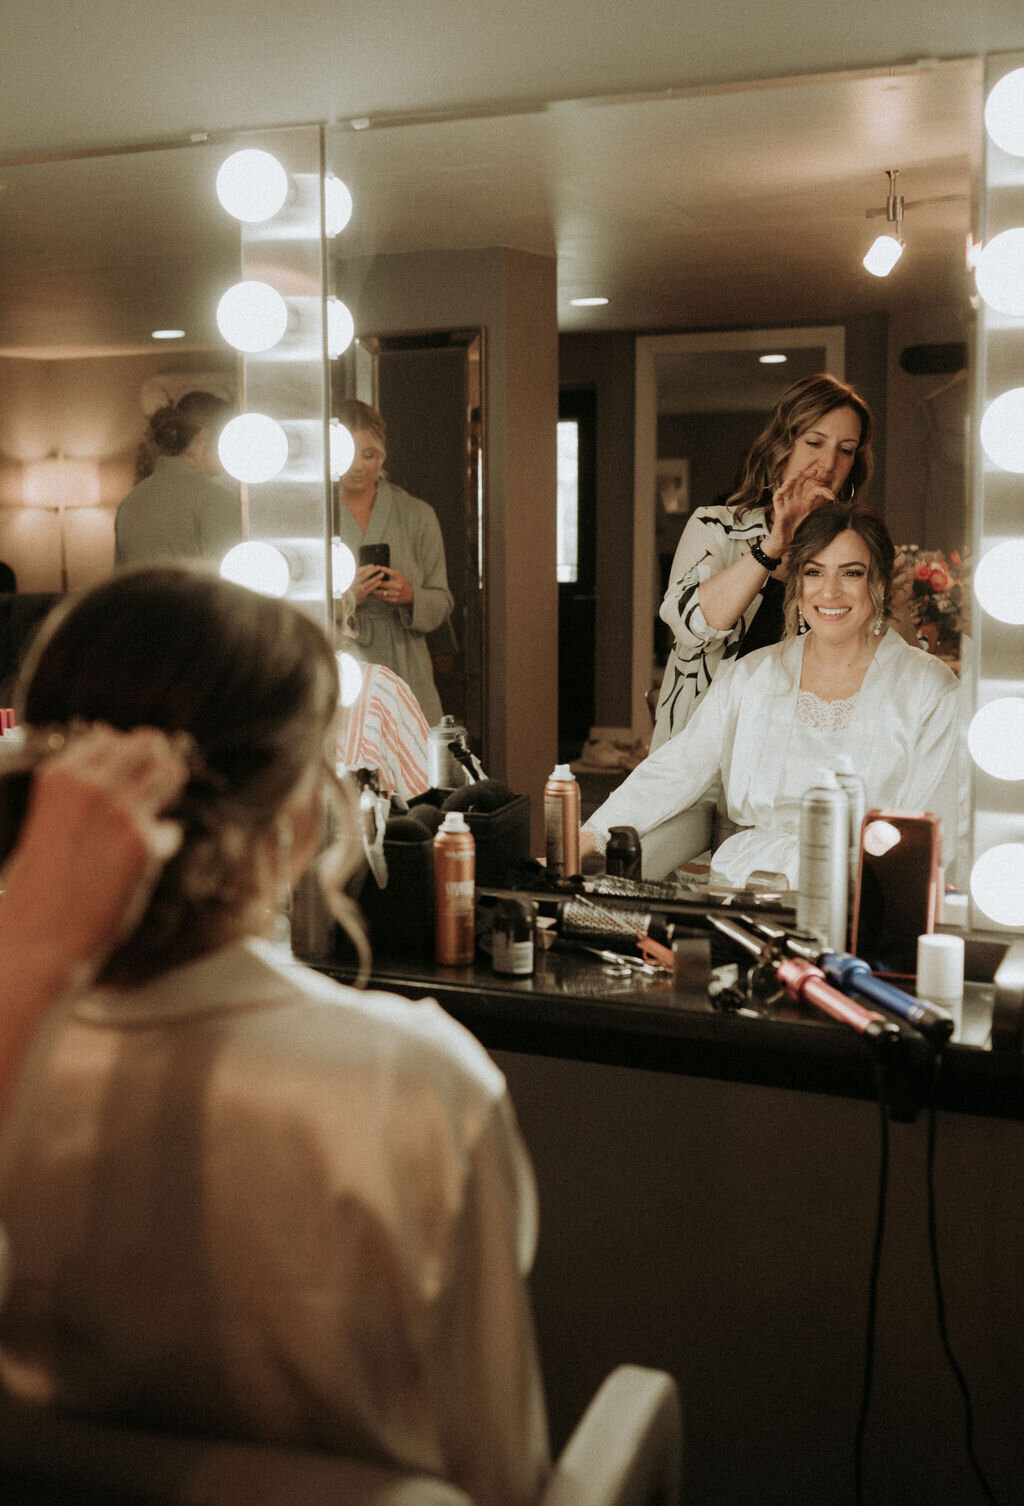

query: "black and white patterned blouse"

left=651, top=502, right=775, bottom=750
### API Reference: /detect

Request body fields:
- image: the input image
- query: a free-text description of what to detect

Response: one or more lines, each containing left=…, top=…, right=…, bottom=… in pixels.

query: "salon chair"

left=637, top=778, right=746, bottom=883
left=0, top=1364, right=682, bottom=1506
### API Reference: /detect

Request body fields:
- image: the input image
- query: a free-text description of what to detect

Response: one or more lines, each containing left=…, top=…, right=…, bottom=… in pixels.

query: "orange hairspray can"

left=544, top=763, right=581, bottom=879
left=434, top=811, right=476, bottom=965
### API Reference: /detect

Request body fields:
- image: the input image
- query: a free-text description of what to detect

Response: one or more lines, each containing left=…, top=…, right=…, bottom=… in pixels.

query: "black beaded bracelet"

left=749, top=539, right=783, bottom=571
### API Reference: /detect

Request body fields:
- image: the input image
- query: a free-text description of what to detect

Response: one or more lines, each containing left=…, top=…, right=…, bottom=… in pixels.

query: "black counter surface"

left=315, top=923, right=1023, bottom=1122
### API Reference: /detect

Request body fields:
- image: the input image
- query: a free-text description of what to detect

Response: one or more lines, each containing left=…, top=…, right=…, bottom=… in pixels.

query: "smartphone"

left=850, top=810, right=941, bottom=978
left=358, top=543, right=390, bottom=569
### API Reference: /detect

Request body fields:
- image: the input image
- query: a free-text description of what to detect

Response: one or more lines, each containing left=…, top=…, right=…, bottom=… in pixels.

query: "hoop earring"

left=839, top=479, right=856, bottom=503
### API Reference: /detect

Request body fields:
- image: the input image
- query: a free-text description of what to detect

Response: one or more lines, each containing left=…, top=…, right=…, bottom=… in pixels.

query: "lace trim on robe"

left=795, top=689, right=859, bottom=734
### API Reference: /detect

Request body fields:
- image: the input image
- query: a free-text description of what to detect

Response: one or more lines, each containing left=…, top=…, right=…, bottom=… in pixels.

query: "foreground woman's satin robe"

left=588, top=631, right=962, bottom=888
left=0, top=938, right=549, bottom=1506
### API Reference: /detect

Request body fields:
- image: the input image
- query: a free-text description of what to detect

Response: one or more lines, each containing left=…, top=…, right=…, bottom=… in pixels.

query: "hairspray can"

left=797, top=771, right=849, bottom=953
left=544, top=763, right=581, bottom=879
left=434, top=811, right=476, bottom=965
left=834, top=754, right=866, bottom=891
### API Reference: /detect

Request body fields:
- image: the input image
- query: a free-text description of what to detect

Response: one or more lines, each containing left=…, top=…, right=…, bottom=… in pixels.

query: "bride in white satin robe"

left=584, top=505, right=963, bottom=889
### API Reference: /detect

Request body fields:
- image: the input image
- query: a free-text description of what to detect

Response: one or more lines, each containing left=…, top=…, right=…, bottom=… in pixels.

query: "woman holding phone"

left=335, top=399, right=454, bottom=725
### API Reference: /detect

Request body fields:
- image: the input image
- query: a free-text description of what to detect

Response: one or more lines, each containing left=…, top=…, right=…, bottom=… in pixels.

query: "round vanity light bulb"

left=220, top=541, right=291, bottom=597
left=216, top=149, right=289, bottom=223
left=974, top=540, right=1024, bottom=625
left=324, top=175, right=354, bottom=236
left=327, top=298, right=355, bottom=359
left=337, top=651, right=364, bottom=708
left=332, top=537, right=356, bottom=596
left=863, top=235, right=904, bottom=278
left=980, top=389, right=1024, bottom=472
left=218, top=413, right=290, bottom=483
left=975, top=229, right=1024, bottom=316
left=971, top=843, right=1024, bottom=927
left=985, top=67, right=1024, bottom=156
left=216, top=281, right=289, bottom=353
left=969, top=698, right=1024, bottom=780
left=329, top=419, right=355, bottom=480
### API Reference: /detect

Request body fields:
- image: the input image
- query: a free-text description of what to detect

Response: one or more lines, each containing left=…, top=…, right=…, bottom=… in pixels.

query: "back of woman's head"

left=729, top=373, right=874, bottom=515
left=782, top=501, right=895, bottom=637
left=145, top=391, right=234, bottom=461
left=4, top=568, right=345, bottom=981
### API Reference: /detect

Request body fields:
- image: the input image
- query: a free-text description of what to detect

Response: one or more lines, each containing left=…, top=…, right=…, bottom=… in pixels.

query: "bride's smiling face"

left=799, top=529, right=874, bottom=641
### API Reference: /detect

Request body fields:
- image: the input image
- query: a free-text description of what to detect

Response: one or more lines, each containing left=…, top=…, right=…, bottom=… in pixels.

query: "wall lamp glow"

left=218, top=412, right=290, bottom=483
left=216, top=281, right=290, bottom=353
left=985, top=67, right=1024, bottom=156
left=151, top=329, right=186, bottom=340
left=980, top=388, right=1024, bottom=473
left=974, top=540, right=1024, bottom=624
left=974, top=228, right=1024, bottom=317
left=759, top=353, right=787, bottom=365
left=325, top=175, right=353, bottom=236
left=336, top=651, right=365, bottom=708
left=569, top=297, right=609, bottom=307
left=329, top=419, right=356, bottom=480
left=327, top=298, right=355, bottom=359
left=332, top=537, right=356, bottom=596
left=220, top=541, right=291, bottom=597
left=216, top=149, right=289, bottom=223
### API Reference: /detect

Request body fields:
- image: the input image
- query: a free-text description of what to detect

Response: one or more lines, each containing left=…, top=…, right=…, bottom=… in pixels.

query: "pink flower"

left=929, top=562, right=951, bottom=591
left=915, top=562, right=933, bottom=582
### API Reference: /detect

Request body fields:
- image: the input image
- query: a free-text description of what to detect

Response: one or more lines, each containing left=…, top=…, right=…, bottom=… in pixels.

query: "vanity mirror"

left=0, top=56, right=983, bottom=862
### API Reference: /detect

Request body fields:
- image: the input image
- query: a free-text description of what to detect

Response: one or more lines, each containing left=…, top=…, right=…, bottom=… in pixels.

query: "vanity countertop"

left=315, top=931, right=1022, bottom=1122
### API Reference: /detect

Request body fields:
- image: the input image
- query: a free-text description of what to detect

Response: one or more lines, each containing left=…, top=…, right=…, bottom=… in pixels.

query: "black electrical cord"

left=925, top=1057, right=999, bottom=1505
left=853, top=1056, right=890, bottom=1506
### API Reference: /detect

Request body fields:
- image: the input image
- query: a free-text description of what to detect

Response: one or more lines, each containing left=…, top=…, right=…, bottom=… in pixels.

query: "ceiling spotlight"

left=152, top=329, right=185, bottom=340
left=570, top=297, right=609, bottom=307
left=759, top=353, right=787, bottom=365
left=863, top=170, right=904, bottom=276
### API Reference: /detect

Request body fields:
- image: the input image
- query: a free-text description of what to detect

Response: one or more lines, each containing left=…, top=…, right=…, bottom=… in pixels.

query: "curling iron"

left=738, top=917, right=955, bottom=1046
left=709, top=915, right=899, bottom=1043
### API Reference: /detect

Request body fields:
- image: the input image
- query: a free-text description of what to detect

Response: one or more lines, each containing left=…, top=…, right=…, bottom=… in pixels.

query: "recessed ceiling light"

left=759, top=353, right=787, bottom=364
left=152, top=329, right=185, bottom=340
left=570, top=296, right=609, bottom=307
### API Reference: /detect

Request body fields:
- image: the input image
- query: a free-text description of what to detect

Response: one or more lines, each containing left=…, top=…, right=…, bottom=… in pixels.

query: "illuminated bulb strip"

left=969, top=699, right=1024, bottom=779
left=329, top=419, right=355, bottom=480
left=220, top=541, right=291, bottom=597
left=216, top=150, right=289, bottom=223
left=332, top=537, right=356, bottom=595
left=980, top=389, right=1024, bottom=472
left=974, top=540, right=1024, bottom=624
left=216, top=281, right=289, bottom=353
left=974, top=228, right=1024, bottom=317
left=337, top=651, right=365, bottom=707
left=985, top=67, right=1024, bottom=156
left=325, top=175, right=353, bottom=236
left=971, top=842, right=1024, bottom=926
left=327, top=298, right=355, bottom=358
left=219, top=413, right=290, bottom=483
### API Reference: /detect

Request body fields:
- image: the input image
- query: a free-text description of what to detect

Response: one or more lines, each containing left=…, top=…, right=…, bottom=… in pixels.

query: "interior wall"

left=0, top=351, right=233, bottom=592
left=347, top=246, right=558, bottom=839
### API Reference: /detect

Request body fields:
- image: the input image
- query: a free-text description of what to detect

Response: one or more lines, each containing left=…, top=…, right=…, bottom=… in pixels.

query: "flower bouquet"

left=899, top=544, right=970, bottom=657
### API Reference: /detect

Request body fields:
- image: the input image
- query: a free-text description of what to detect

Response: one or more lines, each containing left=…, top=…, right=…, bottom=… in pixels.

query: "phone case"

left=850, top=809, right=941, bottom=979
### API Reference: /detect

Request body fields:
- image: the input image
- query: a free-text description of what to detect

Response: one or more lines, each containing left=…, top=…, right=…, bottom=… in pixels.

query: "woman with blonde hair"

left=0, top=568, right=548, bottom=1506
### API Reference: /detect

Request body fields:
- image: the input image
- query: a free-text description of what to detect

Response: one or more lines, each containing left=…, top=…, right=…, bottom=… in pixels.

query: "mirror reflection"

left=0, top=58, right=981, bottom=883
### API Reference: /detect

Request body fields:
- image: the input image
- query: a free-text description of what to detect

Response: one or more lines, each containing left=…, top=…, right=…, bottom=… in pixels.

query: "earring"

left=840, top=480, right=857, bottom=503
left=797, top=606, right=807, bottom=634
left=872, top=613, right=884, bottom=637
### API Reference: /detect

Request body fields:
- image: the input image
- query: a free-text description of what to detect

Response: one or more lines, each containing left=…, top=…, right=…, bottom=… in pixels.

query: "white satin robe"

left=588, top=631, right=963, bottom=888
left=0, top=938, right=549, bottom=1506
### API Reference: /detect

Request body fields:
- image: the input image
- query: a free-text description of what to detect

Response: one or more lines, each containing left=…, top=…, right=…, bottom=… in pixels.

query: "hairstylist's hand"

left=890, top=548, right=914, bottom=618
left=0, top=726, right=189, bottom=978
left=765, top=463, right=836, bottom=557
left=373, top=568, right=413, bottom=607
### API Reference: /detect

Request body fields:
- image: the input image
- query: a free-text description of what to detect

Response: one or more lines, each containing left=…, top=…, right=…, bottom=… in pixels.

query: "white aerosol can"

left=797, top=770, right=849, bottom=953
left=834, top=754, right=866, bottom=892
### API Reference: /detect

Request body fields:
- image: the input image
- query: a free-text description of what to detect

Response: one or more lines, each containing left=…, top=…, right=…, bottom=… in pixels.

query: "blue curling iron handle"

left=820, top=952, right=955, bottom=1045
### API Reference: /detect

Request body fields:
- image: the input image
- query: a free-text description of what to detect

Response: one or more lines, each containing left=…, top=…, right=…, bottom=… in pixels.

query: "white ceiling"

left=0, top=59, right=983, bottom=357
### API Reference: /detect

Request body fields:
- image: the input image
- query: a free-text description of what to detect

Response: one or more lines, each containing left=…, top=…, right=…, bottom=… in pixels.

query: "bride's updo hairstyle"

left=2, top=567, right=363, bottom=984
left=727, top=373, right=874, bottom=518
left=781, top=501, right=895, bottom=640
